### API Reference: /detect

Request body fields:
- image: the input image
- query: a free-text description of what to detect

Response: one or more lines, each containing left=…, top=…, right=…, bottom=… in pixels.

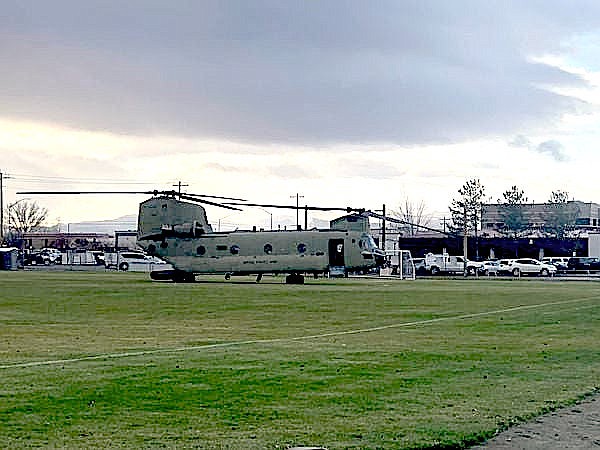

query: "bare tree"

left=6, top=200, right=48, bottom=235
left=391, top=197, right=432, bottom=236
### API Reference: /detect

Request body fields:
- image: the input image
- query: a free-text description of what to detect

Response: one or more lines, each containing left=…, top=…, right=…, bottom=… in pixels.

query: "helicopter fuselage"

left=136, top=196, right=383, bottom=281
left=140, top=228, right=379, bottom=277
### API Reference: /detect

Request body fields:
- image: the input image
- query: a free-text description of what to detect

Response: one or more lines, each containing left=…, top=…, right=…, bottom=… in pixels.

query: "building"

left=12, top=231, right=137, bottom=251
left=13, top=232, right=111, bottom=250
left=481, top=201, right=600, bottom=236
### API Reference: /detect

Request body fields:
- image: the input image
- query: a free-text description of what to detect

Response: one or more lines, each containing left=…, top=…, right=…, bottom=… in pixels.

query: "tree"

left=449, top=178, right=487, bottom=260
left=449, top=178, right=486, bottom=236
left=6, top=200, right=48, bottom=235
left=498, top=185, right=529, bottom=237
left=390, top=197, right=432, bottom=236
left=548, top=190, right=569, bottom=204
left=544, top=190, right=579, bottom=239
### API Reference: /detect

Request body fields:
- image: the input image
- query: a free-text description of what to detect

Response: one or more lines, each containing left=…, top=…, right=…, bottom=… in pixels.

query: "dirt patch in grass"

left=472, top=392, right=600, bottom=449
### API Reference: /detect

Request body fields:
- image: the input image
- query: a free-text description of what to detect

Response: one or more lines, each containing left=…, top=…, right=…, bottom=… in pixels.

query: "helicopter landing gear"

left=150, top=269, right=175, bottom=281
left=172, top=270, right=195, bottom=283
left=285, top=273, right=305, bottom=284
left=224, top=273, right=231, bottom=280
left=256, top=273, right=263, bottom=283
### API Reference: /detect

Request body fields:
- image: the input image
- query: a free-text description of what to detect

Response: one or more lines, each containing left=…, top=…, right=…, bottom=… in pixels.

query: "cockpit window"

left=361, top=235, right=378, bottom=251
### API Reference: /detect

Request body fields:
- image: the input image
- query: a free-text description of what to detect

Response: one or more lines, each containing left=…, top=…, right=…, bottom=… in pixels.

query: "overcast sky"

left=2, top=1, right=600, bottom=229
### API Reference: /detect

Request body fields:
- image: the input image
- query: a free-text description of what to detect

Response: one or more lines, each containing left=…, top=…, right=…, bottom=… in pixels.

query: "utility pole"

left=0, top=171, right=10, bottom=242
left=463, top=204, right=468, bottom=276
left=173, top=181, right=189, bottom=195
left=381, top=203, right=386, bottom=252
left=290, top=193, right=304, bottom=230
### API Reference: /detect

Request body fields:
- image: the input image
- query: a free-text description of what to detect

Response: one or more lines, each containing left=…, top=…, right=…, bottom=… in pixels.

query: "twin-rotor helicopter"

left=18, top=189, right=399, bottom=284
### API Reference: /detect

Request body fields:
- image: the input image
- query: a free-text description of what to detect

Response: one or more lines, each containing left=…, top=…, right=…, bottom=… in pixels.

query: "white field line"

left=2, top=295, right=599, bottom=370
left=542, top=303, right=600, bottom=315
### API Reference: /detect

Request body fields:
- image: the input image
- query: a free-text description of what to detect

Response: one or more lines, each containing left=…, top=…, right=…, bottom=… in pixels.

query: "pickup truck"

left=425, top=253, right=476, bottom=275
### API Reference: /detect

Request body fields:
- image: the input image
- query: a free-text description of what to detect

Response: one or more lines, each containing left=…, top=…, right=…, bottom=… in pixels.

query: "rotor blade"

left=182, top=192, right=246, bottom=202
left=179, top=194, right=243, bottom=211
left=363, top=210, right=459, bottom=236
left=18, top=190, right=247, bottom=201
left=17, top=190, right=165, bottom=195
left=223, top=201, right=364, bottom=213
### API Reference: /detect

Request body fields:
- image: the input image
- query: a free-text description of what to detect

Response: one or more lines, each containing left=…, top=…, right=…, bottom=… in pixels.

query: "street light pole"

left=218, top=214, right=234, bottom=232
left=259, top=208, right=273, bottom=230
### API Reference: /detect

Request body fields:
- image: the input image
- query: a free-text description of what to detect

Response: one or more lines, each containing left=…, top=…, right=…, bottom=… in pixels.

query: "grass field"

left=1, top=271, right=599, bottom=449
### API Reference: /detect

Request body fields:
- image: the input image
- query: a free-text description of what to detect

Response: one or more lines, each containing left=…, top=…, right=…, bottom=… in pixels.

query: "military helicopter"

left=18, top=189, right=386, bottom=284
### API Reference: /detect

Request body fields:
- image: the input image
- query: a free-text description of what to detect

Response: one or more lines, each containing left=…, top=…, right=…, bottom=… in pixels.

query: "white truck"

left=424, top=253, right=476, bottom=275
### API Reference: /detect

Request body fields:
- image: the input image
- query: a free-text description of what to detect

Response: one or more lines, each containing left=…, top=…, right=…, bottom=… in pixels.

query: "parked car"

left=478, top=260, right=500, bottom=275
left=541, top=257, right=569, bottom=272
left=90, top=251, right=105, bottom=266
left=567, top=257, right=600, bottom=272
left=40, top=248, right=62, bottom=264
left=23, top=251, right=51, bottom=265
left=497, top=259, right=514, bottom=275
left=466, top=260, right=485, bottom=275
left=509, top=258, right=557, bottom=276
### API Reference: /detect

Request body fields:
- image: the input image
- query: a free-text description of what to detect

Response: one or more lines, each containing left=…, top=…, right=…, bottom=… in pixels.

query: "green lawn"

left=1, top=271, right=599, bottom=449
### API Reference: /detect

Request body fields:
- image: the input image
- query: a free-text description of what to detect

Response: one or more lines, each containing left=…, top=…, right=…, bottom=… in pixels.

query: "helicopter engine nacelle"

left=161, top=221, right=208, bottom=238
left=138, top=197, right=213, bottom=241
left=330, top=214, right=371, bottom=233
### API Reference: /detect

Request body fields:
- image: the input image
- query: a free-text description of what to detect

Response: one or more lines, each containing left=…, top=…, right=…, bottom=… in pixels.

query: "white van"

left=105, top=251, right=170, bottom=272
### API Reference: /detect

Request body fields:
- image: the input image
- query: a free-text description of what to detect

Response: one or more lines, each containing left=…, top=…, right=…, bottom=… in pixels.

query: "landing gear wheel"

left=172, top=270, right=195, bottom=283
left=285, top=273, right=305, bottom=284
left=119, top=262, right=129, bottom=271
left=150, top=270, right=175, bottom=281
left=224, top=273, right=231, bottom=281
left=540, top=268, right=549, bottom=277
left=512, top=268, right=520, bottom=277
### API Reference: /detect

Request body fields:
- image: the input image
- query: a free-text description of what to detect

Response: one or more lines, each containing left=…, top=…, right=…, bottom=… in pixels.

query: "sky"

left=2, top=1, right=600, bottom=231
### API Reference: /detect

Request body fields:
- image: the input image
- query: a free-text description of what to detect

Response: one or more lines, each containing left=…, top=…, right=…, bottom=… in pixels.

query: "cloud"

left=536, top=140, right=569, bottom=162
left=1, top=1, right=599, bottom=146
left=509, top=135, right=569, bottom=162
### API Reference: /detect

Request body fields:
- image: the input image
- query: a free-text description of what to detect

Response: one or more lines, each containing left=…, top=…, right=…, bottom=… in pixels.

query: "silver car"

left=509, top=258, right=557, bottom=277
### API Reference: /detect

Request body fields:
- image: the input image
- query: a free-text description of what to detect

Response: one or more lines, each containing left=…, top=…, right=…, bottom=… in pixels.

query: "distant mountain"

left=60, top=215, right=138, bottom=234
